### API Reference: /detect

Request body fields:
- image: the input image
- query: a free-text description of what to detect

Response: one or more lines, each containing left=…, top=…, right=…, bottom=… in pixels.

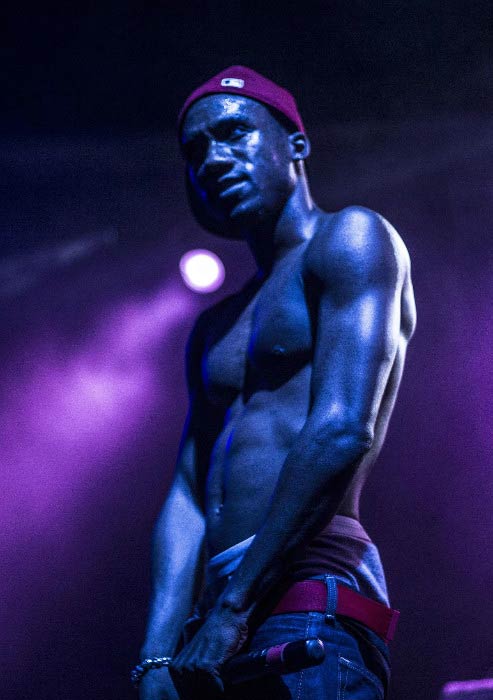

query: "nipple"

left=272, top=344, right=286, bottom=356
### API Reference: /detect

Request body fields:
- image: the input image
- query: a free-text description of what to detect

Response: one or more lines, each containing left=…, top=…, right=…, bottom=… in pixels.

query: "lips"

left=218, top=180, right=248, bottom=199
left=212, top=176, right=249, bottom=199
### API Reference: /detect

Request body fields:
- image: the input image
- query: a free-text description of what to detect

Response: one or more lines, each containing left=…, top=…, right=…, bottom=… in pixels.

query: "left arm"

left=170, top=207, right=408, bottom=693
left=220, top=207, right=406, bottom=615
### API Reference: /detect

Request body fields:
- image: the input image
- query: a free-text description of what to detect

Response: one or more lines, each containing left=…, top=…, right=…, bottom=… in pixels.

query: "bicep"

left=310, top=282, right=401, bottom=436
left=306, top=208, right=406, bottom=437
left=175, top=309, right=221, bottom=508
left=174, top=406, right=199, bottom=493
left=172, top=312, right=208, bottom=505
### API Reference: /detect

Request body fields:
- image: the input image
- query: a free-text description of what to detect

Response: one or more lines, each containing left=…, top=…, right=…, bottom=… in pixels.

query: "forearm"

left=141, top=478, right=205, bottom=657
left=220, top=423, right=370, bottom=617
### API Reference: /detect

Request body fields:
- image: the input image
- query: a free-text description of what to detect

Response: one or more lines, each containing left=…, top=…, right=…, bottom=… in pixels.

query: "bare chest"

left=203, top=259, right=313, bottom=405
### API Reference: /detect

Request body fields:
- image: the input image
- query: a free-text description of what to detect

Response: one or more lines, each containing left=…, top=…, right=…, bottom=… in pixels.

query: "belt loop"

left=324, top=574, right=338, bottom=623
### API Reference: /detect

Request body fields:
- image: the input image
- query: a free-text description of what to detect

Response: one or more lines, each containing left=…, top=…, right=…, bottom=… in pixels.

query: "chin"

left=191, top=191, right=273, bottom=239
left=228, top=194, right=274, bottom=226
left=203, top=196, right=259, bottom=237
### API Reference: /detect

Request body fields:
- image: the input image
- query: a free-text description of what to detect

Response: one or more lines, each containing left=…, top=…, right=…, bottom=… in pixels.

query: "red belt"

left=271, top=580, right=400, bottom=643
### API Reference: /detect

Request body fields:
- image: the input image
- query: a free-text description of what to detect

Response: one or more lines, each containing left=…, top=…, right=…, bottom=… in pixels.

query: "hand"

left=139, top=666, right=179, bottom=700
left=169, top=605, right=249, bottom=699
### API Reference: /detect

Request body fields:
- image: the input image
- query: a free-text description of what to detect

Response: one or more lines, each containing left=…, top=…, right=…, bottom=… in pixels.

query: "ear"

left=288, top=132, right=311, bottom=161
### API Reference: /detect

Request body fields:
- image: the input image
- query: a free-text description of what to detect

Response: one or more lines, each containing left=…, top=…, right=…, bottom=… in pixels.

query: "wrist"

left=131, top=656, right=172, bottom=687
left=140, top=642, right=176, bottom=661
left=140, top=627, right=180, bottom=660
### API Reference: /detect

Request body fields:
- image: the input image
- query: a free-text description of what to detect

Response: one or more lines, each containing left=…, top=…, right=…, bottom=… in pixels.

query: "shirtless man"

left=136, top=66, right=416, bottom=700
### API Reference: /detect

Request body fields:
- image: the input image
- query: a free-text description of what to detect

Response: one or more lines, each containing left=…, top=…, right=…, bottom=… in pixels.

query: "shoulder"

left=304, top=205, right=410, bottom=294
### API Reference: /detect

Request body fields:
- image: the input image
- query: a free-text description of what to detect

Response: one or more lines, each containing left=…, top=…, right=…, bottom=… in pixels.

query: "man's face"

left=180, top=94, right=295, bottom=235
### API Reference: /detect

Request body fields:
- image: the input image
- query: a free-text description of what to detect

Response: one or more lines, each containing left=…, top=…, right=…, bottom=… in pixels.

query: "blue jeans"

left=223, top=576, right=391, bottom=700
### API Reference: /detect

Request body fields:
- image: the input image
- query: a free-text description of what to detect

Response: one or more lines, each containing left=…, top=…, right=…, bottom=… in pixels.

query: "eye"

left=214, top=122, right=250, bottom=142
left=229, top=126, right=248, bottom=141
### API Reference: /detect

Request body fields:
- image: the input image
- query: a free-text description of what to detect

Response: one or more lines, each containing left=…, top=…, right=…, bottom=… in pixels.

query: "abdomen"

left=206, top=366, right=311, bottom=554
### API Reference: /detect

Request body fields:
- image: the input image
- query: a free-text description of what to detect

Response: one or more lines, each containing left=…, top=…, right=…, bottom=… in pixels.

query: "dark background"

left=2, top=3, right=492, bottom=699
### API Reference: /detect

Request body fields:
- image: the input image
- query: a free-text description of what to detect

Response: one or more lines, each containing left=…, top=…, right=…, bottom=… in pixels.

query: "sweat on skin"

left=138, top=72, right=416, bottom=700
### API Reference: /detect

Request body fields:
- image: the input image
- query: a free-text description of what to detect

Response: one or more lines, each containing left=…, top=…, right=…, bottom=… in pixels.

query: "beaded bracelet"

left=130, top=656, right=173, bottom=687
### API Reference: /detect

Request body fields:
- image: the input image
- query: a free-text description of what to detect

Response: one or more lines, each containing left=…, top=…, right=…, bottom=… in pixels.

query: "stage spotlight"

left=439, top=678, right=493, bottom=699
left=179, top=249, right=225, bottom=293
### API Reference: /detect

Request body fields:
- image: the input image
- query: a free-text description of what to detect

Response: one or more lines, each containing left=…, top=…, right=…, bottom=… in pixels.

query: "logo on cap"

left=220, top=78, right=245, bottom=88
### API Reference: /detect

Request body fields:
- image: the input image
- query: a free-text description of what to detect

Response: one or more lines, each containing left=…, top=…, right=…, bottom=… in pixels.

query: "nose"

left=197, top=139, right=233, bottom=179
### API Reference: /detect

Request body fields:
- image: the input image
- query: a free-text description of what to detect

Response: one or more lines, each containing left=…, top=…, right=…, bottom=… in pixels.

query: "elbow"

left=338, top=428, right=374, bottom=459
left=313, top=421, right=375, bottom=459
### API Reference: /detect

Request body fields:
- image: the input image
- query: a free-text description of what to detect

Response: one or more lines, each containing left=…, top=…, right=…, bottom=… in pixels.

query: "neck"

left=243, top=168, right=321, bottom=276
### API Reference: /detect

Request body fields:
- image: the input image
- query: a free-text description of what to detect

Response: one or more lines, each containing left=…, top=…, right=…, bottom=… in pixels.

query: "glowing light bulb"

left=179, top=249, right=225, bottom=293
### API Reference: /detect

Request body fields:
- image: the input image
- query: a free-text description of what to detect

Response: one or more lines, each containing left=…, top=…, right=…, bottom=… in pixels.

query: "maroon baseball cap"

left=177, top=65, right=306, bottom=135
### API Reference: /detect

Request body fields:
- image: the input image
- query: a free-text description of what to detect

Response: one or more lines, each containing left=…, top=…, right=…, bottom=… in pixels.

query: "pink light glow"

left=1, top=283, right=191, bottom=541
left=441, top=678, right=493, bottom=696
left=179, top=249, right=225, bottom=293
